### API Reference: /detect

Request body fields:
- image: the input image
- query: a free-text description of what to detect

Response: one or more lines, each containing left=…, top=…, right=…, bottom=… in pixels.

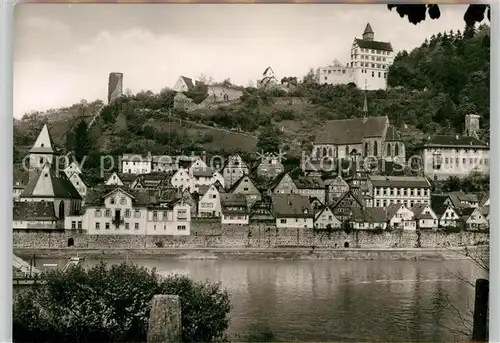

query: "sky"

left=13, top=3, right=473, bottom=118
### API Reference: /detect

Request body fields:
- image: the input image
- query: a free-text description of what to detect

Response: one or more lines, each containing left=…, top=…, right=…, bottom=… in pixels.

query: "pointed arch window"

left=387, top=143, right=392, bottom=156
left=373, top=141, right=378, bottom=157
left=345, top=145, right=349, bottom=157
left=322, top=147, right=328, bottom=157
left=395, top=143, right=399, bottom=156
left=364, top=142, right=369, bottom=157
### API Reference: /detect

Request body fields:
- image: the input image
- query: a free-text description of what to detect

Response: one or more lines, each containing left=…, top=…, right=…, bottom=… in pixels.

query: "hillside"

left=13, top=24, right=490, bottom=160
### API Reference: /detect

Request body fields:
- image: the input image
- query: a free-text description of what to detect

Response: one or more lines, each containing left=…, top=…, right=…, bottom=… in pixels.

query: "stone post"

left=472, top=278, right=489, bottom=342
left=147, top=295, right=182, bottom=343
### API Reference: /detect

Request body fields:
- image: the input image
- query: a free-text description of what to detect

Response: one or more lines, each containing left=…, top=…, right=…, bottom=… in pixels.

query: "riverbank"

left=14, top=246, right=484, bottom=261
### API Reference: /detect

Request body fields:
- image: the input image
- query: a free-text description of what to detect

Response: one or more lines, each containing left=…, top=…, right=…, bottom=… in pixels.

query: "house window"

left=177, top=209, right=187, bottom=220
left=280, top=219, right=286, bottom=224
left=72, top=221, right=76, bottom=229
left=177, top=225, right=186, bottom=230
left=95, top=209, right=101, bottom=217
left=105, top=223, right=110, bottom=229
left=163, top=211, right=168, bottom=219
left=105, top=209, right=111, bottom=217
left=125, top=209, right=131, bottom=217
left=212, top=195, right=216, bottom=199
left=110, top=198, right=115, bottom=204
left=153, top=211, right=158, bottom=220
left=135, top=223, right=139, bottom=230
left=77, top=221, right=82, bottom=229
left=120, top=197, right=127, bottom=205
left=134, top=210, right=141, bottom=218
left=125, top=223, right=129, bottom=230
left=95, top=222, right=100, bottom=230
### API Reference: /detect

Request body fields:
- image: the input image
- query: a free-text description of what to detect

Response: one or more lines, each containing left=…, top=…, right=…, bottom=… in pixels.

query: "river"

left=20, top=257, right=482, bottom=342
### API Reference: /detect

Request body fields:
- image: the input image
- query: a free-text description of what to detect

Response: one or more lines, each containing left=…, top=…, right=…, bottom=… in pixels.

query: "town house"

left=121, top=153, right=152, bottom=174
left=67, top=172, right=88, bottom=199
left=367, top=175, right=431, bottom=208
left=147, top=201, right=191, bottom=235
left=256, top=153, right=285, bottom=179
left=222, top=154, right=250, bottom=190
left=350, top=207, right=387, bottom=230
left=421, top=115, right=489, bottom=181
left=249, top=195, right=275, bottom=224
left=171, top=167, right=193, bottom=191
left=271, top=194, right=314, bottom=229
left=14, top=201, right=63, bottom=231
left=385, top=204, right=416, bottom=230
left=13, top=170, right=30, bottom=201
left=220, top=193, right=249, bottom=225
left=325, top=175, right=350, bottom=205
left=104, top=172, right=137, bottom=187
left=229, top=175, right=262, bottom=208
left=330, top=190, right=365, bottom=222
left=197, top=184, right=222, bottom=217
left=269, top=172, right=299, bottom=195
left=459, top=208, right=489, bottom=231
left=444, top=191, right=480, bottom=209
left=294, top=176, right=326, bottom=204
left=411, top=204, right=438, bottom=229
left=314, top=206, right=341, bottom=229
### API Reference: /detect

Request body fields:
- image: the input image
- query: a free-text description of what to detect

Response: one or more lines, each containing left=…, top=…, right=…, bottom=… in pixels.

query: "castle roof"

left=355, top=39, right=393, bottom=52
left=314, top=116, right=389, bottom=145
left=363, top=23, right=374, bottom=35
left=423, top=135, right=488, bottom=148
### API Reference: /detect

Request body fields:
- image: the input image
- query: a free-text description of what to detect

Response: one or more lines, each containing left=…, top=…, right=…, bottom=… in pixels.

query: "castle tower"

left=464, top=114, right=480, bottom=138
left=28, top=124, right=57, bottom=176
left=362, top=23, right=374, bottom=41
left=108, top=72, right=124, bottom=103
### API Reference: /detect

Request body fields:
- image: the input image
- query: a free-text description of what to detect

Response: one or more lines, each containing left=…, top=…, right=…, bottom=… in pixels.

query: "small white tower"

left=464, top=114, right=480, bottom=138
left=28, top=124, right=57, bottom=175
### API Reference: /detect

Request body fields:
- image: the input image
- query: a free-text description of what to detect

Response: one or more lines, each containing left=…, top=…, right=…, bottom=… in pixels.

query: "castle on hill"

left=315, top=23, right=394, bottom=90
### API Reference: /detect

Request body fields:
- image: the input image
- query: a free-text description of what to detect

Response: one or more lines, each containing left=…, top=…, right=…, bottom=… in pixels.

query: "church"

left=17, top=124, right=82, bottom=222
left=312, top=92, right=405, bottom=163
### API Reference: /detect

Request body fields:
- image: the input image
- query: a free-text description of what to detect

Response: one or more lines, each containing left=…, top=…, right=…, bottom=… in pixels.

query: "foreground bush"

left=13, top=262, right=231, bottom=343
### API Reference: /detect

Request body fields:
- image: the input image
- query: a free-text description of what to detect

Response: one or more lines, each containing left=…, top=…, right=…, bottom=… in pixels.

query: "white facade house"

left=350, top=207, right=387, bottom=230
left=64, top=161, right=83, bottom=176
left=121, top=154, right=152, bottom=174
left=433, top=205, right=460, bottom=228
left=314, top=207, right=342, bottom=229
left=315, top=23, right=394, bottom=90
left=386, top=204, right=416, bottom=230
left=411, top=204, right=438, bottom=229
left=271, top=194, right=314, bottom=229
left=367, top=175, right=431, bottom=208
left=70, top=187, right=191, bottom=235
left=105, top=172, right=125, bottom=186
left=67, top=172, right=88, bottom=199
left=422, top=115, right=489, bottom=181
left=197, top=184, right=222, bottom=217
left=171, top=167, right=193, bottom=191
left=461, top=208, right=489, bottom=231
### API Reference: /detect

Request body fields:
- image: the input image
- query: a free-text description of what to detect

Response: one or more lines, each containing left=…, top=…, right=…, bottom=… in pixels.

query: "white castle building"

left=316, top=23, right=394, bottom=90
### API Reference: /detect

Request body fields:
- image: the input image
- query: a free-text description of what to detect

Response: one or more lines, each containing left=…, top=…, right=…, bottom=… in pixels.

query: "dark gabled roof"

left=368, top=175, right=430, bottom=189
left=228, top=174, right=260, bottom=194
left=423, top=135, right=488, bottom=148
left=118, top=173, right=139, bottom=183
left=221, top=193, right=247, bottom=206
left=480, top=205, right=490, bottom=217
left=85, top=186, right=151, bottom=207
left=431, top=194, right=448, bottom=208
left=13, top=201, right=57, bottom=221
left=459, top=207, right=482, bottom=220
left=315, top=116, right=388, bottom=145
left=192, top=168, right=214, bottom=178
left=363, top=23, right=374, bottom=35
left=479, top=192, right=490, bottom=207
left=355, top=38, right=393, bottom=52
left=411, top=204, right=431, bottom=219
left=293, top=176, right=325, bottom=190
left=385, top=203, right=406, bottom=219
left=21, top=166, right=82, bottom=199
left=180, top=76, right=195, bottom=90
left=330, top=189, right=365, bottom=209
left=351, top=207, right=387, bottom=223
left=271, top=194, right=313, bottom=218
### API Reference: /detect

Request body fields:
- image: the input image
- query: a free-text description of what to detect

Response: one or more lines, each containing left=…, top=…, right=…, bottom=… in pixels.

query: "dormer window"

left=110, top=198, right=115, bottom=204
left=40, top=158, right=44, bottom=164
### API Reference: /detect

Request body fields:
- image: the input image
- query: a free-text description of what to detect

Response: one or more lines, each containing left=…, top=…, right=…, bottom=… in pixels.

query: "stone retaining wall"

left=13, top=221, right=489, bottom=250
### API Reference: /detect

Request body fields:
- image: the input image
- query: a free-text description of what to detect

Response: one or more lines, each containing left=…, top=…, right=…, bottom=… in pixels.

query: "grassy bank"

left=13, top=246, right=480, bottom=261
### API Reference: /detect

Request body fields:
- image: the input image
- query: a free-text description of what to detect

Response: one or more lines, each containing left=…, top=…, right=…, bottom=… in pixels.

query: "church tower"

left=28, top=124, right=57, bottom=176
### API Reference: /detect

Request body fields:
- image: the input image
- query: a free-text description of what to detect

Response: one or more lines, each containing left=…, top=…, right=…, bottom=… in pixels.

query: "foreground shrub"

left=13, top=262, right=231, bottom=343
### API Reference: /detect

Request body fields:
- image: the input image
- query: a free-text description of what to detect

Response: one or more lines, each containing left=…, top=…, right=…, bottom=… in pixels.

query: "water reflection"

left=24, top=257, right=480, bottom=342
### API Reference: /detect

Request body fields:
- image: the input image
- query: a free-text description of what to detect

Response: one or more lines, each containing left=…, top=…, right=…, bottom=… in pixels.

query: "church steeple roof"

left=29, top=124, right=57, bottom=154
left=363, top=23, right=374, bottom=35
